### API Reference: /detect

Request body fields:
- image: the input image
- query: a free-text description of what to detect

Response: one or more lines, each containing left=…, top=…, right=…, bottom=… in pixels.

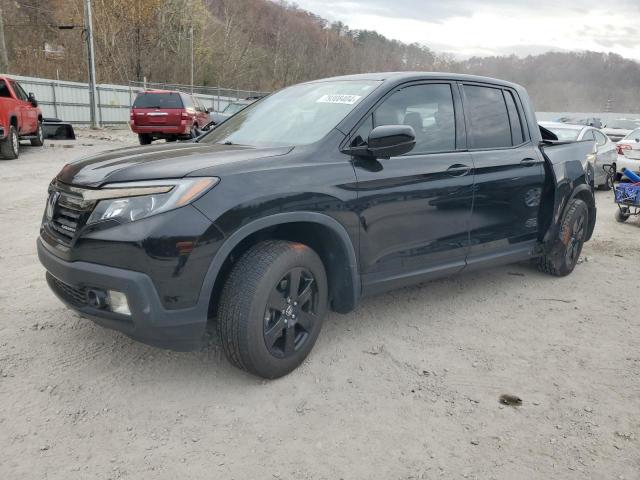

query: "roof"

left=140, top=89, right=183, bottom=94
left=307, top=71, right=523, bottom=90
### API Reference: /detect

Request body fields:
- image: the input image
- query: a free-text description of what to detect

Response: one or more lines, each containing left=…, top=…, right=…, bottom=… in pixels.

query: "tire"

left=217, top=240, right=328, bottom=378
left=138, top=133, right=152, bottom=145
left=615, top=207, right=630, bottom=223
left=0, top=125, right=19, bottom=160
left=30, top=121, right=44, bottom=147
left=537, top=199, right=589, bottom=277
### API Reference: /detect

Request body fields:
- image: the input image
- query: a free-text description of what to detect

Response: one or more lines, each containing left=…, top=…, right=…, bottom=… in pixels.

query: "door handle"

left=520, top=158, right=538, bottom=167
left=446, top=164, right=471, bottom=177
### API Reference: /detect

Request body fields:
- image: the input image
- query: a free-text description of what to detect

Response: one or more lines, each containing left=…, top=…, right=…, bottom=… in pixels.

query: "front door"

left=348, top=82, right=475, bottom=294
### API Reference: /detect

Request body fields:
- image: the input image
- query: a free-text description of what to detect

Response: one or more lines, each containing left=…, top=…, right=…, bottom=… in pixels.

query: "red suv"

left=130, top=90, right=210, bottom=145
left=0, top=75, right=44, bottom=159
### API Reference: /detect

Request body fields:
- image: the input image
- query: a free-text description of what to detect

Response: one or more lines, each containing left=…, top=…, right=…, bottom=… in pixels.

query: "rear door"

left=462, top=83, right=546, bottom=262
left=132, top=92, right=183, bottom=127
left=350, top=82, right=475, bottom=294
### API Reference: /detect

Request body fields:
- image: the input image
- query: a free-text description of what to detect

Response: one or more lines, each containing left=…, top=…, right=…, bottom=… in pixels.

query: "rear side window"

left=463, top=85, right=511, bottom=149
left=181, top=94, right=194, bottom=109
left=133, top=92, right=183, bottom=109
left=10, top=81, right=28, bottom=101
left=581, top=129, right=595, bottom=141
left=593, top=130, right=608, bottom=147
left=504, top=91, right=525, bottom=145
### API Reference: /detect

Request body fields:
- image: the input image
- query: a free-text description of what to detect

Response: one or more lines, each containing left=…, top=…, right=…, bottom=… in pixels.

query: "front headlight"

left=86, top=177, right=219, bottom=225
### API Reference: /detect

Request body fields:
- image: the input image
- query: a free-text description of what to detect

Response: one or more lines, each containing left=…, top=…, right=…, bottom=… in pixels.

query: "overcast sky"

left=290, top=0, right=640, bottom=60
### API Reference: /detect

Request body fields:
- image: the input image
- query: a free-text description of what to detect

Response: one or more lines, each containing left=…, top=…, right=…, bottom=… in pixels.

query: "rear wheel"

left=537, top=199, right=589, bottom=277
left=30, top=121, right=44, bottom=147
left=217, top=240, right=328, bottom=378
left=0, top=126, right=19, bottom=160
left=138, top=133, right=152, bottom=145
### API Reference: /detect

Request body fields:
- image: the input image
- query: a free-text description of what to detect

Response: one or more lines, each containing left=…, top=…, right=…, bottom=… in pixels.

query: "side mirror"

left=28, top=92, right=37, bottom=107
left=366, top=125, right=416, bottom=158
left=345, top=125, right=416, bottom=159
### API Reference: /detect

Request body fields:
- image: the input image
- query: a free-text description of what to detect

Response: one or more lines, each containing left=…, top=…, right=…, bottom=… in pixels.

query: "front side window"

left=0, top=80, right=11, bottom=98
left=201, top=80, right=380, bottom=147
left=463, top=85, right=511, bottom=149
left=368, top=83, right=456, bottom=154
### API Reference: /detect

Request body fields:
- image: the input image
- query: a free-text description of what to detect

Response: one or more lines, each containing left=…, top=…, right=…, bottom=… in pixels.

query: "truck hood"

left=57, top=142, right=292, bottom=187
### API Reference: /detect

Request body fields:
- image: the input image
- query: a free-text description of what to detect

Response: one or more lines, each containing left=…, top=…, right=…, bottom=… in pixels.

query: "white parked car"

left=616, top=127, right=640, bottom=179
left=602, top=119, right=640, bottom=142
left=540, top=122, right=616, bottom=189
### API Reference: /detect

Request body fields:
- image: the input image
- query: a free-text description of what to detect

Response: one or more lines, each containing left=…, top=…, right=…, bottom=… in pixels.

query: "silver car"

left=602, top=119, right=640, bottom=143
left=540, top=122, right=616, bottom=189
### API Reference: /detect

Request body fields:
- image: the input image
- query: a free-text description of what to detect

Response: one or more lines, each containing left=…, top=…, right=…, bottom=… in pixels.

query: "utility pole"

left=0, top=8, right=9, bottom=72
left=84, top=0, right=100, bottom=129
left=190, top=25, right=194, bottom=92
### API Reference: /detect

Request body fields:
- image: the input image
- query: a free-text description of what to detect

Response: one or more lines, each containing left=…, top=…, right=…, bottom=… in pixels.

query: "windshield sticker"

left=317, top=94, right=362, bottom=105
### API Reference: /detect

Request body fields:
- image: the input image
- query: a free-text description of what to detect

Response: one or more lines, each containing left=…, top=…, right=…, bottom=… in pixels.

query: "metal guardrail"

left=5, top=74, right=269, bottom=126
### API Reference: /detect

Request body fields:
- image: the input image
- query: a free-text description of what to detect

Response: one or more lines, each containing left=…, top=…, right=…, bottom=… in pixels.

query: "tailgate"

left=133, top=108, right=182, bottom=127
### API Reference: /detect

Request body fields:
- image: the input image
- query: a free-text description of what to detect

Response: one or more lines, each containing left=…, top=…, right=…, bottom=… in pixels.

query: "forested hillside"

left=5, top=0, right=640, bottom=112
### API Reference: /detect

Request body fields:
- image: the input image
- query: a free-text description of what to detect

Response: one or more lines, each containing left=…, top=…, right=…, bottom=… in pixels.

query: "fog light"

left=107, top=290, right=131, bottom=316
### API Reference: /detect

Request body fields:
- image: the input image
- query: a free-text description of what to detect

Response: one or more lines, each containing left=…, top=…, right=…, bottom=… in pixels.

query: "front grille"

left=46, top=272, right=87, bottom=308
left=45, top=184, right=94, bottom=246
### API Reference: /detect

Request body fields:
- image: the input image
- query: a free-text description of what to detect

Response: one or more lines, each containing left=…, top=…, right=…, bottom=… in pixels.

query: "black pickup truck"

left=38, top=73, right=596, bottom=378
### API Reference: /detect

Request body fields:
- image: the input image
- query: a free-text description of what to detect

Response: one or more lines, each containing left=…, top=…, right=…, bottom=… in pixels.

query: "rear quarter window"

left=133, top=92, right=183, bottom=109
left=463, top=85, right=512, bottom=149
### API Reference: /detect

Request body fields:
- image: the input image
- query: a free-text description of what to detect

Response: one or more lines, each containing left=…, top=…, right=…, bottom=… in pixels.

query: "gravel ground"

left=1, top=130, right=639, bottom=479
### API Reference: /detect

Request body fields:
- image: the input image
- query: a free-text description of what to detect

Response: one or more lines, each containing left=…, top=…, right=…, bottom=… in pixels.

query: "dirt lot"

left=1, top=130, right=639, bottom=479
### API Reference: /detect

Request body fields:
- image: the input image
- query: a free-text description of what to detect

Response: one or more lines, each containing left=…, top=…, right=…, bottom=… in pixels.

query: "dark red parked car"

left=130, top=90, right=210, bottom=145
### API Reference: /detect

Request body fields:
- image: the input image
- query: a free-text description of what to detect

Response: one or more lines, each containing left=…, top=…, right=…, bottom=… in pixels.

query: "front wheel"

left=0, top=126, right=19, bottom=160
left=537, top=199, right=589, bottom=277
left=31, top=121, right=44, bottom=147
left=217, top=240, right=328, bottom=378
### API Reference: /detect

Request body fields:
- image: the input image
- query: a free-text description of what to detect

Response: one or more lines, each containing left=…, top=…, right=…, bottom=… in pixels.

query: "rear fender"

left=539, top=141, right=596, bottom=247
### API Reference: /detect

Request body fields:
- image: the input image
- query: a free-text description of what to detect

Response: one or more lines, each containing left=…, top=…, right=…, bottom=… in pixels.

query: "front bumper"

left=38, top=238, right=208, bottom=351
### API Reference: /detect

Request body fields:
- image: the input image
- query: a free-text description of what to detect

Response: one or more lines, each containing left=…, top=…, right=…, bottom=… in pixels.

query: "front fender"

left=196, top=212, right=361, bottom=316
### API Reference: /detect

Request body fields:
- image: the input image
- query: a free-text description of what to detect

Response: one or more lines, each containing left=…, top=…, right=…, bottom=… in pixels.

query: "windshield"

left=546, top=127, right=581, bottom=141
left=624, top=128, right=640, bottom=140
left=201, top=80, right=381, bottom=147
left=223, top=102, right=249, bottom=115
left=607, top=119, right=640, bottom=130
left=133, top=92, right=183, bottom=109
